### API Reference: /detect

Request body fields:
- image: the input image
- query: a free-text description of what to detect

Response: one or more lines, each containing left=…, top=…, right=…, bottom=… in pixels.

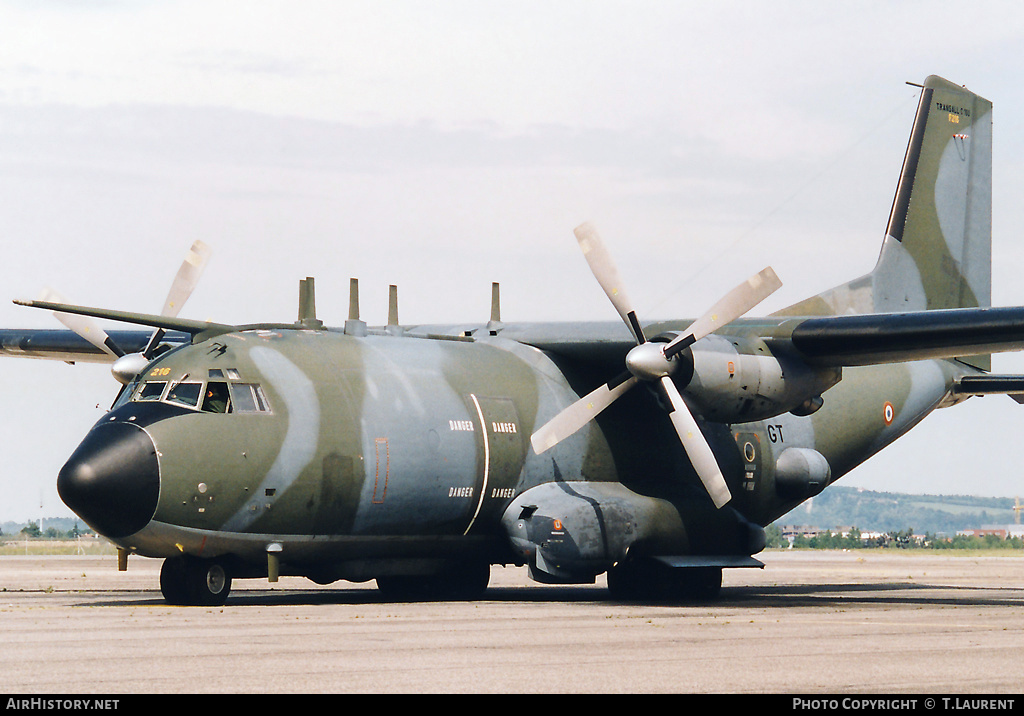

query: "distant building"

left=957, top=525, right=1024, bottom=539
left=780, top=525, right=825, bottom=542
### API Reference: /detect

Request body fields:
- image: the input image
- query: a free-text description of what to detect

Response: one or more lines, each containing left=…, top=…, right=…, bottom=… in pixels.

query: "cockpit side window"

left=202, top=382, right=231, bottom=413
left=136, top=381, right=167, bottom=401
left=229, top=383, right=271, bottom=413
left=165, top=382, right=203, bottom=408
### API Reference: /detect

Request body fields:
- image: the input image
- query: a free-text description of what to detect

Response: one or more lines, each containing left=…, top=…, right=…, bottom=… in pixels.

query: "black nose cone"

left=58, top=422, right=160, bottom=539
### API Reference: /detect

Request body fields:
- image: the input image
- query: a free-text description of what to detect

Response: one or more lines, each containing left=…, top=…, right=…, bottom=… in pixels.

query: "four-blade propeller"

left=530, top=222, right=781, bottom=509
left=139, top=240, right=213, bottom=360
left=39, top=241, right=212, bottom=381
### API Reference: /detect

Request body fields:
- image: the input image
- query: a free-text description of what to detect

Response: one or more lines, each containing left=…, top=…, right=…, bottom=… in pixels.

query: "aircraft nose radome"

left=57, top=422, right=160, bottom=539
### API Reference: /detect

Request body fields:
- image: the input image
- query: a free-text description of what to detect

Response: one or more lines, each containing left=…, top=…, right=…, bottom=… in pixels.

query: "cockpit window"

left=136, top=382, right=167, bottom=401
left=165, top=382, right=203, bottom=408
left=127, top=372, right=270, bottom=414
left=202, top=382, right=231, bottom=413
left=229, top=383, right=271, bottom=413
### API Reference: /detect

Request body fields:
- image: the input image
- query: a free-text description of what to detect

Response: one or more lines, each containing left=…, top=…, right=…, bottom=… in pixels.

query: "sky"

left=2, top=0, right=1024, bottom=522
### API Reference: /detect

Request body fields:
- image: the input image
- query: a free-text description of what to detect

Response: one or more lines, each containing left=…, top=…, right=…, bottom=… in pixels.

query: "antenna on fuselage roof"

left=486, top=281, right=503, bottom=336
left=345, top=277, right=367, bottom=336
left=386, top=284, right=403, bottom=336
left=297, top=277, right=323, bottom=330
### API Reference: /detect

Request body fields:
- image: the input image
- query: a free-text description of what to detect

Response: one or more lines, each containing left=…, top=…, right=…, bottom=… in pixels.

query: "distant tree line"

left=780, top=486, right=1019, bottom=535
left=765, top=524, right=1024, bottom=550
left=9, top=523, right=90, bottom=540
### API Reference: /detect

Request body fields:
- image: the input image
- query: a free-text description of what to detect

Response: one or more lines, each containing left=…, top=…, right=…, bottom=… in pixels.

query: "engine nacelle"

left=667, top=334, right=841, bottom=423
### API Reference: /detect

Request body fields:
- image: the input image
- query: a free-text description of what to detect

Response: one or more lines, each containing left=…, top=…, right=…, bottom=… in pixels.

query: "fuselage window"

left=165, top=382, right=203, bottom=408
left=136, top=381, right=167, bottom=401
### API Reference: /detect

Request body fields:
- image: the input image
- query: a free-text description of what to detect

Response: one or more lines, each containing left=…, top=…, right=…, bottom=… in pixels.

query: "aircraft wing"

left=8, top=299, right=1024, bottom=375
left=0, top=328, right=191, bottom=363
left=781, top=306, right=1024, bottom=366
left=2, top=297, right=237, bottom=364
left=499, top=306, right=1024, bottom=367
left=492, top=321, right=635, bottom=364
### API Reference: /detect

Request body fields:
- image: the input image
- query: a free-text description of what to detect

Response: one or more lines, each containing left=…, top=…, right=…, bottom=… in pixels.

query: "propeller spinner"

left=530, top=222, right=781, bottom=509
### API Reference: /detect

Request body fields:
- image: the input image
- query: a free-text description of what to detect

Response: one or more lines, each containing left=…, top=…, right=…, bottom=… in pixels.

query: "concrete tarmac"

left=1, top=550, right=1023, bottom=694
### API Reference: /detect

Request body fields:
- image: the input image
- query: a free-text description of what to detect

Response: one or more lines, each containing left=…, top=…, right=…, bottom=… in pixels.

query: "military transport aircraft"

left=3, top=75, right=1023, bottom=606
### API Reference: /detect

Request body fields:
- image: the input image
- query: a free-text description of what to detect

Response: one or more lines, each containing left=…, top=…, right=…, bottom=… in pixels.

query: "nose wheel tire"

left=160, top=556, right=232, bottom=606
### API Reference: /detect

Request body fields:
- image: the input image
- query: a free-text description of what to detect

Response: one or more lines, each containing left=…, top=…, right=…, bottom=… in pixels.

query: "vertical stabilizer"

left=776, top=76, right=993, bottom=366
left=876, top=75, right=992, bottom=315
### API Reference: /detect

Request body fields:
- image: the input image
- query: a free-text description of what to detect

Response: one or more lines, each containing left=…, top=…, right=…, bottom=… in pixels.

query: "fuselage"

left=58, top=326, right=619, bottom=580
left=56, top=322, right=971, bottom=583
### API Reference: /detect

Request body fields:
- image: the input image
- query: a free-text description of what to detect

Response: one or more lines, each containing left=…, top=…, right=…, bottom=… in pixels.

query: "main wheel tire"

left=607, top=559, right=672, bottom=601
left=607, top=560, right=722, bottom=602
left=376, top=562, right=490, bottom=601
left=683, top=566, right=722, bottom=600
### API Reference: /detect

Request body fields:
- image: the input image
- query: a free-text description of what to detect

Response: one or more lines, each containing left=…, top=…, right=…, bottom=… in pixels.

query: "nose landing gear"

left=160, top=555, right=232, bottom=606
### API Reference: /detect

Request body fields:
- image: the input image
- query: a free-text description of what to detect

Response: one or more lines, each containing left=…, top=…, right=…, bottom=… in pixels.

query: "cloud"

left=2, top=1, right=1024, bottom=521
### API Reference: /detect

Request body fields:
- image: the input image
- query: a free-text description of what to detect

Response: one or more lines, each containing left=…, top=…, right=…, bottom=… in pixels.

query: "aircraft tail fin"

left=776, top=76, right=993, bottom=369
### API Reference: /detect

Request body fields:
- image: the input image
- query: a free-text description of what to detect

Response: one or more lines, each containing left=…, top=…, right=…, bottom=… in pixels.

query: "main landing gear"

left=606, top=559, right=722, bottom=602
left=375, top=561, right=491, bottom=601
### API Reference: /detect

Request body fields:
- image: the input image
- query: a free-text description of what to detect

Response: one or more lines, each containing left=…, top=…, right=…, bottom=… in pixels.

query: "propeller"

left=38, top=241, right=212, bottom=381
left=161, top=240, right=212, bottom=319
left=140, top=240, right=212, bottom=359
left=530, top=222, right=781, bottom=509
left=38, top=287, right=126, bottom=358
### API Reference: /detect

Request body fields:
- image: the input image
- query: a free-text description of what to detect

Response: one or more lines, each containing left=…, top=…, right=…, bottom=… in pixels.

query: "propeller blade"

left=659, top=376, right=732, bottom=509
left=573, top=222, right=646, bottom=344
left=139, top=240, right=212, bottom=359
left=38, top=288, right=124, bottom=358
left=664, top=266, right=782, bottom=359
left=161, top=240, right=212, bottom=317
left=141, top=327, right=166, bottom=360
left=531, top=372, right=638, bottom=454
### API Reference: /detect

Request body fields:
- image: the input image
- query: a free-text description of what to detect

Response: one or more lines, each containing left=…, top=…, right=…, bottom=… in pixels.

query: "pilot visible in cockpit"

left=202, top=382, right=231, bottom=413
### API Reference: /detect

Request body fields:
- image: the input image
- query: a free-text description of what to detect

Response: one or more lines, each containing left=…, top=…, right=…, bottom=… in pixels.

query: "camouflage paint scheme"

left=5, top=75, right=1022, bottom=605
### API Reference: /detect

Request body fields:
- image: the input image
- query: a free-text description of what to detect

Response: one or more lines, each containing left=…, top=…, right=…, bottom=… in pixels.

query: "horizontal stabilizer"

left=954, top=374, right=1024, bottom=404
